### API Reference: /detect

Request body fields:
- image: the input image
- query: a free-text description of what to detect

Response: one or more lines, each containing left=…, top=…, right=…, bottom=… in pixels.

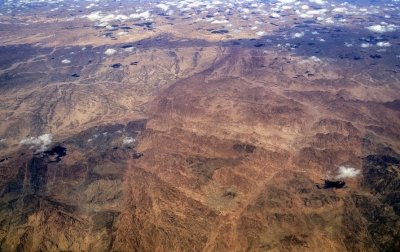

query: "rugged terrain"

left=0, top=0, right=400, bottom=251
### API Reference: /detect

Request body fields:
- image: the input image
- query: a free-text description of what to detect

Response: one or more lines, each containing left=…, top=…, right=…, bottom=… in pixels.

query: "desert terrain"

left=0, top=0, right=399, bottom=251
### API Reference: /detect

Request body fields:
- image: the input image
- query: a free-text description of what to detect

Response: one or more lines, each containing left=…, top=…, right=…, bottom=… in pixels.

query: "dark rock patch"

left=134, top=22, right=153, bottom=29
left=384, top=99, right=400, bottom=111
left=369, top=54, right=382, bottom=59
left=233, top=143, right=256, bottom=154
left=365, top=155, right=399, bottom=167
left=126, top=119, right=147, bottom=132
left=280, top=235, right=308, bottom=248
left=317, top=180, right=345, bottom=189
left=132, top=152, right=143, bottom=159
left=121, top=44, right=134, bottom=48
left=187, top=156, right=240, bottom=181
left=0, top=157, right=11, bottom=163
left=110, top=63, right=122, bottom=69
left=28, top=156, right=48, bottom=193
left=92, top=211, right=119, bottom=232
left=44, top=145, right=67, bottom=163
left=211, top=29, right=229, bottom=34
left=223, top=191, right=237, bottom=198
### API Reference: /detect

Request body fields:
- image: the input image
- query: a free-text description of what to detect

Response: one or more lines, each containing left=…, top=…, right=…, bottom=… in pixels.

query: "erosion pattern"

left=0, top=0, right=400, bottom=251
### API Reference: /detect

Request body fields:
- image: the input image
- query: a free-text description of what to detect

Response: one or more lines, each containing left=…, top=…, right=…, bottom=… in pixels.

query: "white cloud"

left=309, top=56, right=321, bottom=62
left=361, top=43, right=371, bottom=48
left=256, top=31, right=266, bottom=36
left=377, top=41, right=391, bottom=47
left=130, top=11, right=151, bottom=20
left=104, top=48, right=116, bottom=56
left=367, top=24, right=397, bottom=33
left=292, top=31, right=304, bottom=38
left=156, top=3, right=170, bottom=11
left=301, top=5, right=309, bottom=10
left=20, top=134, right=53, bottom=152
left=61, top=59, right=71, bottom=64
left=306, top=9, right=327, bottom=15
left=325, top=18, right=334, bottom=24
left=336, top=166, right=361, bottom=179
left=270, top=12, right=281, bottom=18
left=86, top=11, right=102, bottom=21
left=332, top=7, right=348, bottom=13
left=299, top=56, right=321, bottom=64
left=117, top=31, right=128, bottom=36
left=124, top=47, right=135, bottom=52
left=310, top=0, right=326, bottom=5
left=123, top=137, right=135, bottom=145
left=278, top=0, right=297, bottom=3
left=211, top=19, right=229, bottom=24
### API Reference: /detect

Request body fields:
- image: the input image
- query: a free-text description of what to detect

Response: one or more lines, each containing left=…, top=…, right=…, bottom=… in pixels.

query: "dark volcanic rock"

left=353, top=154, right=400, bottom=250
left=28, top=156, right=48, bottom=194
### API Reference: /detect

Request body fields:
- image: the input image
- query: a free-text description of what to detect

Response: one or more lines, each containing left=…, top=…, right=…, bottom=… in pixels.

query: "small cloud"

left=20, top=134, right=53, bottom=152
left=336, top=166, right=361, bottom=179
left=361, top=43, right=371, bottom=48
left=344, top=42, right=353, bottom=47
left=376, top=41, right=391, bottom=47
left=122, top=137, right=135, bottom=145
left=332, top=7, right=348, bottom=13
left=367, top=24, right=397, bottom=33
left=86, top=11, right=102, bottom=21
left=211, top=19, right=229, bottom=24
left=292, top=32, right=304, bottom=38
left=104, top=48, right=116, bottom=56
left=125, top=47, right=135, bottom=52
left=256, top=31, right=266, bottom=36
left=310, top=0, right=326, bottom=5
left=278, top=0, right=296, bottom=3
left=61, top=59, right=71, bottom=64
left=309, top=56, right=321, bottom=62
left=299, top=56, right=321, bottom=64
left=156, top=3, right=170, bottom=11
left=270, top=12, right=281, bottom=18
left=130, top=11, right=151, bottom=20
left=301, top=5, right=309, bottom=10
left=117, top=31, right=128, bottom=36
